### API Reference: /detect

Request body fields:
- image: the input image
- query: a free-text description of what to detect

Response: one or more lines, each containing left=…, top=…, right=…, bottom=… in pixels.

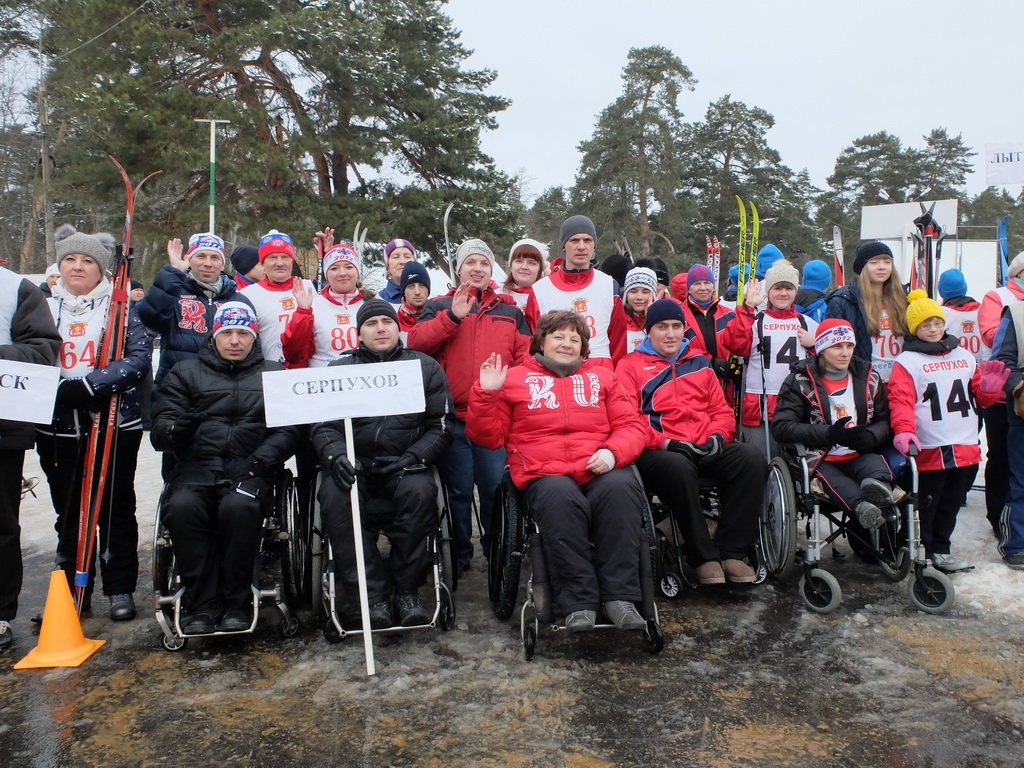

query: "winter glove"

left=826, top=416, right=854, bottom=445
left=372, top=453, right=418, bottom=477
left=837, top=426, right=876, bottom=453
left=711, top=358, right=732, bottom=379
left=666, top=440, right=704, bottom=462
left=913, top=211, right=941, bottom=234
left=235, top=476, right=270, bottom=500
left=56, top=378, right=92, bottom=408
left=893, top=432, right=922, bottom=457
left=330, top=455, right=358, bottom=491
left=978, top=360, right=1011, bottom=395
left=698, top=434, right=725, bottom=459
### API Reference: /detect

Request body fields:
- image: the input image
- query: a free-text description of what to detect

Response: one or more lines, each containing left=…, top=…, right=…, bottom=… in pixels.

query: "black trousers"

left=636, top=443, right=767, bottom=566
left=0, top=452, right=25, bottom=621
left=524, top=469, right=643, bottom=615
left=165, top=483, right=265, bottom=613
left=37, top=429, right=141, bottom=598
left=918, top=465, right=976, bottom=557
left=319, top=469, right=436, bottom=606
left=815, top=453, right=893, bottom=512
left=982, top=404, right=1009, bottom=533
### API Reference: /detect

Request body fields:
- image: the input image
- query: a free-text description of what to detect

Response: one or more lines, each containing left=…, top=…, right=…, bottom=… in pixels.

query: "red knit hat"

left=257, top=230, right=296, bottom=263
left=814, top=319, right=856, bottom=353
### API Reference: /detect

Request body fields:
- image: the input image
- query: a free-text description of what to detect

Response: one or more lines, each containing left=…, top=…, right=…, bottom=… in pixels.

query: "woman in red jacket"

left=467, top=311, right=649, bottom=633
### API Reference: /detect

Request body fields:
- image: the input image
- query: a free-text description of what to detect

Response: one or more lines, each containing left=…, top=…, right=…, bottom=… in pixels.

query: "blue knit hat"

left=644, top=298, right=685, bottom=333
left=801, top=260, right=832, bottom=293
left=755, top=244, right=784, bottom=279
left=937, top=269, right=968, bottom=301
left=727, top=265, right=739, bottom=287
left=401, top=260, right=431, bottom=294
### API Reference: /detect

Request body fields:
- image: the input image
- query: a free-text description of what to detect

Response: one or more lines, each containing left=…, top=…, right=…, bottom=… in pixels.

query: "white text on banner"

left=261, top=359, right=425, bottom=427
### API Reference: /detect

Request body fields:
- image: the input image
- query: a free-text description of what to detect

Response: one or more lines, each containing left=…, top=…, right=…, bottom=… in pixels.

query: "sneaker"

left=603, top=600, right=646, bottom=631
left=695, top=561, right=726, bottom=585
left=855, top=501, right=886, bottom=531
left=217, top=608, right=251, bottom=632
left=395, top=593, right=429, bottom=627
left=860, top=478, right=895, bottom=507
left=109, top=593, right=136, bottom=621
left=564, top=610, right=597, bottom=633
left=931, top=553, right=972, bottom=573
left=368, top=600, right=393, bottom=629
left=1003, top=552, right=1024, bottom=570
left=0, top=620, right=12, bottom=651
left=182, top=612, right=216, bottom=635
left=721, top=559, right=757, bottom=584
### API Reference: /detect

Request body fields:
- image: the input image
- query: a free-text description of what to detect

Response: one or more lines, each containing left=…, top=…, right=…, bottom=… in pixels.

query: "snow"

left=16, top=438, right=1024, bottom=619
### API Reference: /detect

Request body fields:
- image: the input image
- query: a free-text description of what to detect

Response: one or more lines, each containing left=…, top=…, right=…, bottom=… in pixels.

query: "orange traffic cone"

left=14, top=570, right=105, bottom=670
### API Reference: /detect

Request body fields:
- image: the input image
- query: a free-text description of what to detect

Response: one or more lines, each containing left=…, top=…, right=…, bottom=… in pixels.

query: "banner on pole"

left=0, top=360, right=60, bottom=424
left=985, top=143, right=1024, bottom=186
left=262, top=359, right=426, bottom=427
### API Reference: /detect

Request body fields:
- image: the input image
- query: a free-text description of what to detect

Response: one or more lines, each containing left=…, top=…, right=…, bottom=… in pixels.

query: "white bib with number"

left=943, top=306, right=990, bottom=363
left=871, top=309, right=903, bottom=382
left=50, top=295, right=108, bottom=379
left=241, top=280, right=315, bottom=364
left=532, top=271, right=616, bottom=359
left=310, top=293, right=366, bottom=367
left=746, top=314, right=818, bottom=395
left=896, top=348, right=977, bottom=448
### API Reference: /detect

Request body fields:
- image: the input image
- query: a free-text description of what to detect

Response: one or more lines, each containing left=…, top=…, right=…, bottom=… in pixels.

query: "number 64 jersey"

left=887, top=338, right=1001, bottom=471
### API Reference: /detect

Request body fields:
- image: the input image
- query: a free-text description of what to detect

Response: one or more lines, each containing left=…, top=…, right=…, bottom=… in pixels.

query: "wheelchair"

left=488, top=468, right=665, bottom=660
left=309, top=466, right=457, bottom=643
left=759, top=445, right=955, bottom=614
left=152, top=469, right=305, bottom=651
left=650, top=479, right=769, bottom=599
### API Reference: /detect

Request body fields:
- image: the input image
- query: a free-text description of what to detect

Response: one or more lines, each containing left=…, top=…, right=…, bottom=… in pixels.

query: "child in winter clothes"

left=888, top=291, right=1005, bottom=572
left=738, top=259, right=817, bottom=457
left=622, top=266, right=657, bottom=354
left=772, top=319, right=896, bottom=541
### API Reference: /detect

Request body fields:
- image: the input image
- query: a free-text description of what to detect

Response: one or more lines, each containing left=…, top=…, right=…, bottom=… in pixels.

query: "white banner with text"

left=262, top=359, right=425, bottom=427
left=0, top=359, right=61, bottom=424
left=985, top=143, right=1024, bottom=186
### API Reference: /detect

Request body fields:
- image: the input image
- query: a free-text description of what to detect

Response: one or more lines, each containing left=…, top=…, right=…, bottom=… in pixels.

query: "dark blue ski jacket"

left=824, top=283, right=871, bottom=362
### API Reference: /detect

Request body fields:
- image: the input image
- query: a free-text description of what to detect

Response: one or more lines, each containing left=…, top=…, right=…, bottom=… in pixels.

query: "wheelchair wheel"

left=799, top=568, right=841, bottom=613
left=489, top=475, right=524, bottom=621
left=439, top=586, right=456, bottom=631
left=907, top=567, right=955, bottom=614
left=278, top=616, right=300, bottom=638
left=522, top=624, right=537, bottom=661
left=644, top=620, right=665, bottom=655
left=659, top=570, right=683, bottom=599
left=323, top=618, right=343, bottom=644
left=760, top=458, right=798, bottom=580
left=439, top=504, right=458, bottom=594
left=161, top=634, right=187, bottom=652
left=279, top=471, right=309, bottom=609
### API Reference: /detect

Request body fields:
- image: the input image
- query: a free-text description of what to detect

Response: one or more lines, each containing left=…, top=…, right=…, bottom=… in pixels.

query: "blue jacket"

left=137, top=267, right=250, bottom=385
left=824, top=283, right=871, bottom=362
left=378, top=280, right=403, bottom=305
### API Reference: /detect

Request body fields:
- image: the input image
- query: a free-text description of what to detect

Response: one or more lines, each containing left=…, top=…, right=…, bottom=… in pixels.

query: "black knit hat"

left=230, top=245, right=260, bottom=276
left=356, top=298, right=399, bottom=330
left=400, top=261, right=431, bottom=294
left=644, top=298, right=685, bottom=333
left=853, top=241, right=893, bottom=275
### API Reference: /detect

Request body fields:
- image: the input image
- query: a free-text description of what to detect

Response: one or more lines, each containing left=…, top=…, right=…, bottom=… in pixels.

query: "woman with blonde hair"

left=824, top=241, right=908, bottom=383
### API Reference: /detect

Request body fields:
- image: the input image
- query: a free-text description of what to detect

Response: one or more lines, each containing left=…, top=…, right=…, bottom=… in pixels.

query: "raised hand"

left=743, top=278, right=766, bottom=308
left=314, top=227, right=335, bottom=253
left=293, top=279, right=315, bottom=309
left=451, top=282, right=478, bottom=319
left=167, top=238, right=187, bottom=272
left=479, top=352, right=507, bottom=391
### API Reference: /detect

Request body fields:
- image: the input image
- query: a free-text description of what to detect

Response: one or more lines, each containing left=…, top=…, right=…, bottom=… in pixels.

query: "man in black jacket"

left=151, top=301, right=299, bottom=634
left=0, top=266, right=61, bottom=651
left=312, top=299, right=454, bottom=629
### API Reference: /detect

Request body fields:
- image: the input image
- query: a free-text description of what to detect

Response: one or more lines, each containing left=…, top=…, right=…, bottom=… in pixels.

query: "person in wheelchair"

left=771, top=319, right=896, bottom=552
left=151, top=302, right=300, bottom=634
left=312, top=300, right=454, bottom=629
left=467, top=310, right=649, bottom=633
left=616, top=299, right=768, bottom=585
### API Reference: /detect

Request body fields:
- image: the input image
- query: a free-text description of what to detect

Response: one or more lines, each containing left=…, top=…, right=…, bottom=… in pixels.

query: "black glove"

left=827, top=416, right=853, bottom=445
left=375, top=453, right=418, bottom=477
left=837, top=426, right=876, bottom=453
left=667, top=439, right=703, bottom=462
left=711, top=358, right=731, bottom=379
left=331, top=455, right=358, bottom=491
left=225, top=457, right=265, bottom=484
left=913, top=211, right=941, bottom=235
left=56, top=378, right=92, bottom=408
left=698, top=434, right=724, bottom=459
